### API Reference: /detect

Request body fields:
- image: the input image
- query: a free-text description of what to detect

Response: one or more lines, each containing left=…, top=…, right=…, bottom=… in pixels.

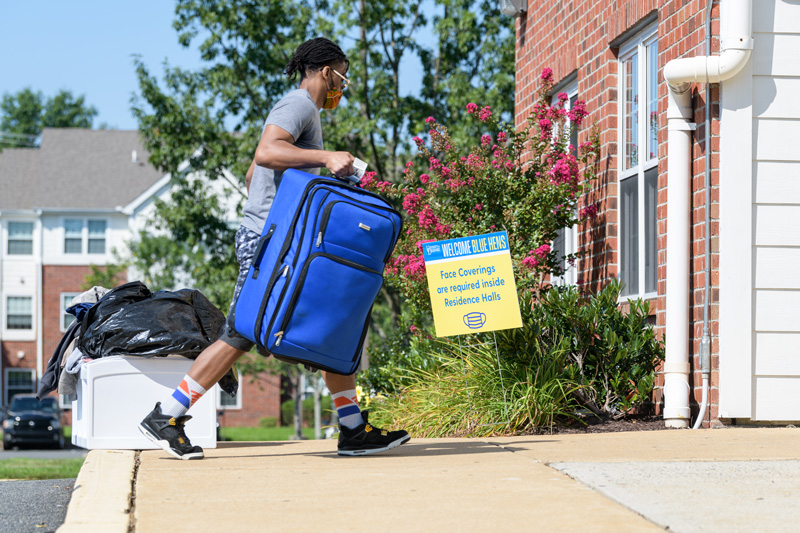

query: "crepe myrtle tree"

left=359, top=68, right=601, bottom=330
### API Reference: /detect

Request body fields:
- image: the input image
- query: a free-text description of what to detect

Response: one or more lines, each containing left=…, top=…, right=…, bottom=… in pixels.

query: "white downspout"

left=36, top=210, right=44, bottom=381
left=662, top=0, right=752, bottom=429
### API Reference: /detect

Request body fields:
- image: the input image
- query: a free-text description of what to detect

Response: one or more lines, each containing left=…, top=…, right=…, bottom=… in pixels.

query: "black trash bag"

left=76, top=281, right=238, bottom=395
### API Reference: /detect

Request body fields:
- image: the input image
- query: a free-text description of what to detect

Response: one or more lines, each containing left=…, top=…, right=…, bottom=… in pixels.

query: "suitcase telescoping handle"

left=251, top=224, right=276, bottom=280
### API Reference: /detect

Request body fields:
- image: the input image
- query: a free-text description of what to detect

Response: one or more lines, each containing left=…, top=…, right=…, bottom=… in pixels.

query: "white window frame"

left=551, top=81, right=580, bottom=287
left=5, top=368, right=37, bottom=405
left=63, top=218, right=108, bottom=255
left=5, top=295, right=34, bottom=331
left=618, top=25, right=659, bottom=299
left=6, top=220, right=35, bottom=256
left=60, top=292, right=81, bottom=332
left=217, top=386, right=242, bottom=410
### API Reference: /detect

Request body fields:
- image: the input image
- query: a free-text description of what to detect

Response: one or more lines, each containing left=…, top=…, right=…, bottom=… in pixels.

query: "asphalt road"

left=0, top=445, right=88, bottom=460
left=0, top=478, right=75, bottom=533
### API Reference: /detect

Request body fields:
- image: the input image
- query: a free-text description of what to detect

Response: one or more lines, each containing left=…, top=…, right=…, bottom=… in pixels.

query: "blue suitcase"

left=231, top=168, right=402, bottom=375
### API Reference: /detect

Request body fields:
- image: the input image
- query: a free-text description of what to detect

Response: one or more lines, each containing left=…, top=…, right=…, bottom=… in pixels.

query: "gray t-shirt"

left=241, top=89, right=322, bottom=234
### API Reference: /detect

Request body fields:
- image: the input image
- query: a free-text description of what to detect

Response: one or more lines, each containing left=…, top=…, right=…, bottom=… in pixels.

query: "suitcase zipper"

left=271, top=252, right=382, bottom=350
left=315, top=200, right=394, bottom=259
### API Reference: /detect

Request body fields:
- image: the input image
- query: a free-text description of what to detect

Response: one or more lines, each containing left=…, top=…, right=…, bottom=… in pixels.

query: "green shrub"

left=370, top=281, right=664, bottom=435
left=533, top=280, right=664, bottom=416
left=258, top=416, right=279, bottom=428
left=280, top=394, right=333, bottom=427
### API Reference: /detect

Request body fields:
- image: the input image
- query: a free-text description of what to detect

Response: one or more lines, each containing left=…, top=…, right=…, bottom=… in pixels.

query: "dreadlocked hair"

left=284, top=37, right=349, bottom=80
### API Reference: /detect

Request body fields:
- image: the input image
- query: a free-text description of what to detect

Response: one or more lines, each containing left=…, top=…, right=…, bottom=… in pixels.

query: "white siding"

left=754, top=377, right=800, bottom=420
left=745, top=1, right=800, bottom=420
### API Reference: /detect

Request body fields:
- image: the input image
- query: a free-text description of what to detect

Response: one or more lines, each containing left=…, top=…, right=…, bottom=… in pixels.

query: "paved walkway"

left=58, top=427, right=800, bottom=532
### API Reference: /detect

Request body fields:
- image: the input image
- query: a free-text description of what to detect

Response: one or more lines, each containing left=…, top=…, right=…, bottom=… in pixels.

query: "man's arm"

left=245, top=160, right=256, bottom=192
left=254, top=124, right=355, bottom=178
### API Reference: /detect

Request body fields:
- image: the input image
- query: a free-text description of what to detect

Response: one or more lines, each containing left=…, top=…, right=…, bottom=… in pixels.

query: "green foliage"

left=368, top=333, right=578, bottom=437
left=280, top=394, right=333, bottom=427
left=82, top=263, right=129, bottom=291
left=369, top=282, right=664, bottom=435
left=0, top=88, right=97, bottom=149
left=0, top=458, right=85, bottom=481
left=360, top=72, right=600, bottom=324
left=258, top=416, right=279, bottom=428
left=534, top=281, right=664, bottom=416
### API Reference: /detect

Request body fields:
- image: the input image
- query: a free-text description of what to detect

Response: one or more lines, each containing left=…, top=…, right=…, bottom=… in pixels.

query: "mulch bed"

left=523, top=414, right=674, bottom=435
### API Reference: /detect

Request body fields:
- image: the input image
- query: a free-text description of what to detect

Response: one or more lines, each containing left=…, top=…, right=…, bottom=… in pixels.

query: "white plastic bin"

left=71, top=355, right=217, bottom=450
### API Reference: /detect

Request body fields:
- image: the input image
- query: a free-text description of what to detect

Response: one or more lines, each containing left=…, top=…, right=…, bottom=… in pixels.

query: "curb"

left=57, top=449, right=136, bottom=533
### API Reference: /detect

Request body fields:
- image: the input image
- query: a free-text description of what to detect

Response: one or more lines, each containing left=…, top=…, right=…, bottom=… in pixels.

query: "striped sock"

left=332, top=389, right=364, bottom=429
left=162, top=375, right=207, bottom=418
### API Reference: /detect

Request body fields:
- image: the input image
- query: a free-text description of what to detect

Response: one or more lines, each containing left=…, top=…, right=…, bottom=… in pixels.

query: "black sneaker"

left=138, top=402, right=204, bottom=460
left=337, top=410, right=410, bottom=456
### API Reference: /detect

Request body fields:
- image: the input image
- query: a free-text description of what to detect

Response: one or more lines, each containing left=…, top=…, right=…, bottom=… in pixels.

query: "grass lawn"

left=0, top=458, right=85, bottom=480
left=219, top=426, right=325, bottom=441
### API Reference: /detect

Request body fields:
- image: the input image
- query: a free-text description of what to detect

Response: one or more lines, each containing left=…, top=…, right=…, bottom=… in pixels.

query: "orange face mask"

left=323, top=88, right=343, bottom=110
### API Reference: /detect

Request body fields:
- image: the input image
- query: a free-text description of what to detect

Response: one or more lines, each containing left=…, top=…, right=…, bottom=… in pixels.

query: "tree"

left=129, top=0, right=515, bottom=385
left=0, top=88, right=97, bottom=149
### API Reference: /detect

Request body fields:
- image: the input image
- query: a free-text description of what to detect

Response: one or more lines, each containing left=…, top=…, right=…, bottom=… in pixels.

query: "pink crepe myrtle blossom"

left=497, top=131, right=507, bottom=143
left=418, top=205, right=439, bottom=229
left=541, top=68, right=554, bottom=82
left=567, top=101, right=588, bottom=126
left=557, top=92, right=569, bottom=102
left=425, top=116, right=436, bottom=124
left=579, top=203, right=599, bottom=219
left=359, top=171, right=377, bottom=189
left=402, top=189, right=425, bottom=215
left=406, top=161, right=413, bottom=168
left=466, top=102, right=479, bottom=113
left=481, top=134, right=492, bottom=146
left=419, top=173, right=431, bottom=184
left=413, top=136, right=423, bottom=145
left=478, top=106, right=492, bottom=122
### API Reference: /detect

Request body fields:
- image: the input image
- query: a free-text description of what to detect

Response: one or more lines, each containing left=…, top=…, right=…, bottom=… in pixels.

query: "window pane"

left=570, top=95, right=579, bottom=155
left=7, top=296, right=33, bottom=330
left=621, top=177, right=639, bottom=295
left=8, top=222, right=34, bottom=255
left=553, top=229, right=566, bottom=276
left=8, top=222, right=33, bottom=238
left=219, top=391, right=238, bottom=407
left=624, top=52, right=639, bottom=169
left=645, top=167, right=658, bottom=293
left=65, top=238, right=82, bottom=254
left=64, top=220, right=83, bottom=236
left=8, top=240, right=33, bottom=255
left=647, top=39, right=659, bottom=160
left=88, top=220, right=106, bottom=236
left=88, top=238, right=106, bottom=254
left=63, top=294, right=77, bottom=330
left=7, top=370, right=36, bottom=404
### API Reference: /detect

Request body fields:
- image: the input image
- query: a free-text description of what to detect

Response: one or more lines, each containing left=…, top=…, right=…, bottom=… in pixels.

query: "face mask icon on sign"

left=463, top=312, right=487, bottom=329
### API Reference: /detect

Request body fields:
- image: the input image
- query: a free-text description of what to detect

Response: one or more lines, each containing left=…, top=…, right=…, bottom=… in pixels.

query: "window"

left=217, top=388, right=242, bottom=409
left=6, top=296, right=33, bottom=330
left=7, top=221, right=34, bottom=255
left=6, top=369, right=36, bottom=404
left=64, top=219, right=107, bottom=255
left=61, top=293, right=80, bottom=331
left=552, top=82, right=579, bottom=286
left=64, top=219, right=83, bottom=254
left=619, top=27, right=659, bottom=297
left=88, top=220, right=107, bottom=254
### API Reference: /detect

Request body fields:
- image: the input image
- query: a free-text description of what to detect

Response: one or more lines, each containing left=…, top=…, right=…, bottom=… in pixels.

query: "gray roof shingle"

left=0, top=129, right=164, bottom=211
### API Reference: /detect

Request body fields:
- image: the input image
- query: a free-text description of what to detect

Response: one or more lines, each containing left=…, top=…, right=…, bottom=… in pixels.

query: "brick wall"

left=515, top=0, right=720, bottom=425
left=217, top=372, right=282, bottom=427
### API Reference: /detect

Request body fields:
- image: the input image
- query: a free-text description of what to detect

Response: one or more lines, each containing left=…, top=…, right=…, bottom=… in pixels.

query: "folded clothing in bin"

left=75, top=281, right=238, bottom=395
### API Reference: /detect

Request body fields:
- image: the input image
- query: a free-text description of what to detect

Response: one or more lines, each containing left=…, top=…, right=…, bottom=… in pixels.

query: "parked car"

left=2, top=394, right=64, bottom=450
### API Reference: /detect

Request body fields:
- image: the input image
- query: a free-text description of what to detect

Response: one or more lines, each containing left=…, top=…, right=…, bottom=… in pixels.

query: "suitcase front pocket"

left=272, top=253, right=382, bottom=363
left=316, top=201, right=396, bottom=267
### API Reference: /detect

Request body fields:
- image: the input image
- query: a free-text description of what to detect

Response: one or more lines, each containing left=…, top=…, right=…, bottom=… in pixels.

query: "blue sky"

left=0, top=1, right=429, bottom=132
left=0, top=1, right=203, bottom=130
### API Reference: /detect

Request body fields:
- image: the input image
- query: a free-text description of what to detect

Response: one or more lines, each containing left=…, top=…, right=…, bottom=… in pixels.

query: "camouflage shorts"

left=219, top=226, right=262, bottom=352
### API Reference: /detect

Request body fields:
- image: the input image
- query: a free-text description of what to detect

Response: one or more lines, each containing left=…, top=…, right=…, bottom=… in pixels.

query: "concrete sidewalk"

left=59, top=427, right=800, bottom=532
